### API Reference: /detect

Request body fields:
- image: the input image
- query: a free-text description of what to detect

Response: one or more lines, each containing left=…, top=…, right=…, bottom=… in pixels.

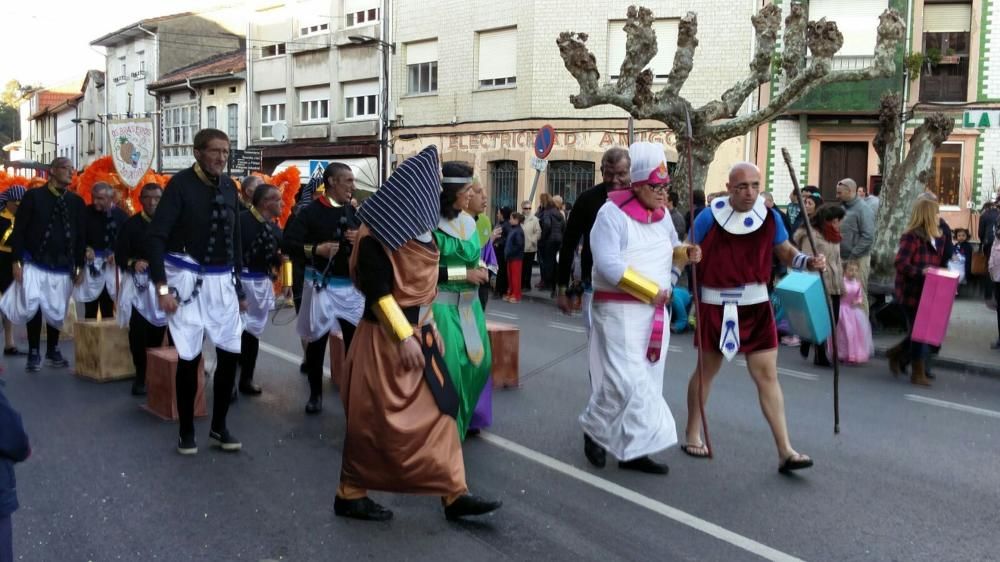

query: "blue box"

left=774, top=272, right=831, bottom=344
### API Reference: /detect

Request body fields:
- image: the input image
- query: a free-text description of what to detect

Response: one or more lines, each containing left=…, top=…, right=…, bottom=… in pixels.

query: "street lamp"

left=32, top=139, right=58, bottom=162
left=348, top=34, right=396, bottom=188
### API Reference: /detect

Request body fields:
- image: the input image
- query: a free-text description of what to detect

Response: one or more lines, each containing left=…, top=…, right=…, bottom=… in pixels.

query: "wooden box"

left=143, top=347, right=208, bottom=421
left=486, top=321, right=520, bottom=389
left=329, top=332, right=345, bottom=389
left=74, top=320, right=133, bottom=381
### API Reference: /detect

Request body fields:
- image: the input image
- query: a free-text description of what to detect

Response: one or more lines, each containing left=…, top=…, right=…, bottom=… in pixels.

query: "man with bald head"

left=836, top=177, right=875, bottom=315
left=240, top=175, right=263, bottom=213
left=0, top=157, right=86, bottom=372
left=682, top=162, right=826, bottom=474
left=76, top=182, right=128, bottom=319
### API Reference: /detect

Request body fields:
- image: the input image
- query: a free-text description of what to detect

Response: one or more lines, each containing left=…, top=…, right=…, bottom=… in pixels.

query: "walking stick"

left=780, top=148, right=841, bottom=434
left=685, top=109, right=713, bottom=457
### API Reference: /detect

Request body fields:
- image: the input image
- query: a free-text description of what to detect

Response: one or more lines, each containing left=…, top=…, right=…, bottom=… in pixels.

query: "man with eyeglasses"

left=148, top=129, right=247, bottom=455
left=75, top=182, right=127, bottom=320
left=0, top=157, right=86, bottom=373
left=519, top=200, right=541, bottom=291
left=581, top=142, right=700, bottom=475
left=115, top=183, right=167, bottom=396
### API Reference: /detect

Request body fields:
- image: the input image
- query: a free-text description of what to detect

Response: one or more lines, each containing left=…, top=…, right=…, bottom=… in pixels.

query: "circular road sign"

left=533, top=125, right=556, bottom=159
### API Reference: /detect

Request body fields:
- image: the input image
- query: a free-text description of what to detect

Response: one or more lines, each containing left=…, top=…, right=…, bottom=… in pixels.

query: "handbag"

left=972, top=253, right=987, bottom=275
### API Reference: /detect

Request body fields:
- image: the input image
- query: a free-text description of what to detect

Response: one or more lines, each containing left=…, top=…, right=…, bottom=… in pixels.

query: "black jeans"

left=521, top=251, right=536, bottom=289
left=84, top=288, right=114, bottom=319
left=995, top=282, right=1000, bottom=342
left=305, top=319, right=356, bottom=399
left=129, top=312, right=167, bottom=385
left=0, top=514, right=11, bottom=562
left=26, top=311, right=60, bottom=355
left=239, top=331, right=260, bottom=385
left=176, top=348, right=239, bottom=437
left=898, top=304, right=929, bottom=361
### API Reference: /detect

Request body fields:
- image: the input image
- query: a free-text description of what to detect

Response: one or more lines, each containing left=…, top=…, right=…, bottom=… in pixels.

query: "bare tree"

left=870, top=93, right=955, bottom=282
left=557, top=4, right=905, bottom=200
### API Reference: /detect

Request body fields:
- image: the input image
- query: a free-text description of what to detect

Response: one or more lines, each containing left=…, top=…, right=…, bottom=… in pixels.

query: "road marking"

left=734, top=360, right=819, bottom=381
left=668, top=345, right=682, bottom=353
left=487, top=311, right=519, bottom=320
left=905, top=394, right=1000, bottom=419
left=547, top=321, right=587, bottom=334
left=259, top=342, right=330, bottom=377
left=480, top=432, right=805, bottom=562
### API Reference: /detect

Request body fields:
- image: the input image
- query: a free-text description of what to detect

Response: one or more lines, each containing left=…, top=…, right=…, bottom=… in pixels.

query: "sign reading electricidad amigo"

left=964, top=110, right=1000, bottom=128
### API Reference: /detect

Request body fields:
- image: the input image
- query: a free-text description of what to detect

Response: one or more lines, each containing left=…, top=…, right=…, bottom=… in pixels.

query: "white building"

left=74, top=70, right=108, bottom=169
left=53, top=97, right=82, bottom=168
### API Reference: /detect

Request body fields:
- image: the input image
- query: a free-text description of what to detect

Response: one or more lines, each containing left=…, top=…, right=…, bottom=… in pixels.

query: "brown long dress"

left=340, top=228, right=467, bottom=496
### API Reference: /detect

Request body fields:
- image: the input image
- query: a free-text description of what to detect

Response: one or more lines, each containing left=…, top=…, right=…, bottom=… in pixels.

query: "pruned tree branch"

left=874, top=91, right=901, bottom=177
left=618, top=6, right=658, bottom=89
left=661, top=12, right=698, bottom=99
left=782, top=3, right=808, bottom=80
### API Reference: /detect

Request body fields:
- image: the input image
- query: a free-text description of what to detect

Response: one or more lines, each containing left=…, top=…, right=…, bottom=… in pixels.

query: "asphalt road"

left=4, top=298, right=999, bottom=561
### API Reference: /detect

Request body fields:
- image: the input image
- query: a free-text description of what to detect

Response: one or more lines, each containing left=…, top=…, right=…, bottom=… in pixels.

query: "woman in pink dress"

left=836, top=260, right=873, bottom=364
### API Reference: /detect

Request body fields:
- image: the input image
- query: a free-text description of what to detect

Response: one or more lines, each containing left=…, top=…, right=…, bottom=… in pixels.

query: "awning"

left=272, top=157, right=379, bottom=192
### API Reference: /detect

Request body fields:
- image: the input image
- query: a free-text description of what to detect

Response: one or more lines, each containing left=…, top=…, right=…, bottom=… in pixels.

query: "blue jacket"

left=504, top=225, right=525, bottom=260
left=0, top=380, right=30, bottom=517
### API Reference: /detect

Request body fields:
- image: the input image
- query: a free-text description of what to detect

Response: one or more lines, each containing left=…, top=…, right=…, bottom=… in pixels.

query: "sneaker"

left=26, top=351, right=41, bottom=373
left=780, top=335, right=801, bottom=347
left=305, top=396, right=323, bottom=415
left=45, top=350, right=69, bottom=368
left=177, top=435, right=198, bottom=455
left=209, top=429, right=242, bottom=452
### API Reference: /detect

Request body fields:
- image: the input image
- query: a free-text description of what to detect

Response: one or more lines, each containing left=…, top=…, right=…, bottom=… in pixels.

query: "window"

left=490, top=161, right=518, bottom=219
left=229, top=86, right=237, bottom=94
left=608, top=19, right=678, bottom=80
left=298, top=86, right=329, bottom=122
left=406, top=40, right=438, bottom=94
left=807, top=0, right=887, bottom=57
left=343, top=80, right=378, bottom=119
left=227, top=104, right=238, bottom=145
left=920, top=2, right=972, bottom=102
left=345, top=0, right=380, bottom=26
left=208, top=88, right=215, bottom=96
left=259, top=91, right=286, bottom=138
left=163, top=103, right=199, bottom=158
left=928, top=143, right=962, bottom=207
left=546, top=161, right=595, bottom=206
left=87, top=126, right=96, bottom=154
left=261, top=43, right=287, bottom=57
left=300, top=23, right=329, bottom=35
left=207, top=106, right=217, bottom=129
left=119, top=56, right=126, bottom=77
left=478, top=28, right=517, bottom=88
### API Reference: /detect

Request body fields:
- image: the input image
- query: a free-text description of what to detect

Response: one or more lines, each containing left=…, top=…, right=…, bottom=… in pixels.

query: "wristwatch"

left=156, top=284, right=170, bottom=297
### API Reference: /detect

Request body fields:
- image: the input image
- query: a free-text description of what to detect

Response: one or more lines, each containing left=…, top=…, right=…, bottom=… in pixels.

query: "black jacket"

left=83, top=205, right=128, bottom=253
left=0, top=380, right=30, bottom=518
left=281, top=199, right=359, bottom=278
left=115, top=213, right=153, bottom=273
left=10, top=183, right=86, bottom=270
left=241, top=211, right=283, bottom=275
left=557, top=183, right=610, bottom=286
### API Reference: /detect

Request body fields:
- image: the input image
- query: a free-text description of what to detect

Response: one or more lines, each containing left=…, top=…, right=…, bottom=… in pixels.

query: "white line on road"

left=479, top=432, right=805, bottom=562
left=668, top=345, right=682, bottom=353
left=487, top=311, right=519, bottom=320
left=905, top=394, right=1000, bottom=419
left=734, top=360, right=820, bottom=381
left=259, top=342, right=330, bottom=377
left=547, top=321, right=587, bottom=334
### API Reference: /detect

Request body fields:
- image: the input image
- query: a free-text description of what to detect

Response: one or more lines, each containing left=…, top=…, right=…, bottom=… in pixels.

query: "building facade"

left=390, top=0, right=757, bottom=213
left=75, top=71, right=108, bottom=169
left=248, top=0, right=383, bottom=191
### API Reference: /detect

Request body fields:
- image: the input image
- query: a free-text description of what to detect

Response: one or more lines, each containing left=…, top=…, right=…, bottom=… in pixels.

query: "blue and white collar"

left=710, top=195, right=768, bottom=235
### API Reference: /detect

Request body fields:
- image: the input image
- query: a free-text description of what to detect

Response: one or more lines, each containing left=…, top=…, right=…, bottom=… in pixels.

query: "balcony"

left=786, top=55, right=903, bottom=114
left=289, top=32, right=330, bottom=55
left=130, top=70, right=146, bottom=80
left=290, top=123, right=329, bottom=140
left=112, top=75, right=129, bottom=85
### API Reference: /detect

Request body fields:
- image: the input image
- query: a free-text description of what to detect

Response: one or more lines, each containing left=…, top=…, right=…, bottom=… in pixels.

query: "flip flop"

left=778, top=454, right=814, bottom=474
left=680, top=443, right=710, bottom=458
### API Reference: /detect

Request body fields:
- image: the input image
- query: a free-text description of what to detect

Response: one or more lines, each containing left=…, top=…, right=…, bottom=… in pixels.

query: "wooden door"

left=819, top=142, right=869, bottom=201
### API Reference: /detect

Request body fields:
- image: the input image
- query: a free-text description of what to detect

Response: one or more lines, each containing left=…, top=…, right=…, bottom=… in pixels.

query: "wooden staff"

left=780, top=148, right=841, bottom=434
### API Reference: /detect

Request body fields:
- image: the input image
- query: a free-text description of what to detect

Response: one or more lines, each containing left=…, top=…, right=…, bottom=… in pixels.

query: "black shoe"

left=799, top=342, right=811, bottom=359
left=26, top=351, right=41, bottom=372
left=177, top=435, right=198, bottom=455
left=131, top=382, right=147, bottom=396
left=45, top=350, right=69, bottom=368
left=299, top=361, right=308, bottom=374
left=305, top=396, right=323, bottom=414
left=813, top=353, right=832, bottom=368
left=444, top=494, right=503, bottom=520
left=239, top=382, right=263, bottom=396
left=583, top=434, right=606, bottom=468
left=3, top=347, right=23, bottom=356
left=618, top=456, right=669, bottom=475
left=466, top=428, right=481, bottom=438
left=334, top=496, right=394, bottom=522
left=209, top=429, right=242, bottom=452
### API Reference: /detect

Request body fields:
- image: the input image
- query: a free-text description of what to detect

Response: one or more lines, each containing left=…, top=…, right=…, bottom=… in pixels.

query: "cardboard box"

left=486, top=321, right=519, bottom=389
left=74, top=320, right=133, bottom=381
left=143, top=347, right=207, bottom=421
left=775, top=272, right=832, bottom=344
left=912, top=267, right=960, bottom=346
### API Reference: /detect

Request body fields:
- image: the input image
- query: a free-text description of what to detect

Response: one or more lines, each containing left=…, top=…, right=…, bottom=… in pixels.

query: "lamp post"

left=32, top=139, right=58, bottom=164
left=348, top=34, right=396, bottom=188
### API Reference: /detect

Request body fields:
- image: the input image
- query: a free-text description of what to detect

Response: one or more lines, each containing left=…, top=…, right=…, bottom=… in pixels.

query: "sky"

left=5, top=0, right=220, bottom=89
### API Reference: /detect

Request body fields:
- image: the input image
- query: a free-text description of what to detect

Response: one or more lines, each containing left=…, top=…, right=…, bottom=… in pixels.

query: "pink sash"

left=593, top=290, right=666, bottom=363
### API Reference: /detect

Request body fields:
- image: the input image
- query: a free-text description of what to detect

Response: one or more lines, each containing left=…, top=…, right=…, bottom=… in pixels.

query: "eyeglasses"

left=201, top=148, right=230, bottom=158
left=643, top=184, right=668, bottom=194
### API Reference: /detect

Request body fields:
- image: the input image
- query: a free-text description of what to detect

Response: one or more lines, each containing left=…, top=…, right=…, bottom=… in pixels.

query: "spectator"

left=520, top=200, right=541, bottom=291
left=790, top=185, right=822, bottom=236
left=0, top=379, right=30, bottom=562
left=539, top=195, right=565, bottom=294
left=837, top=260, right=873, bottom=364
left=492, top=206, right=512, bottom=298
left=951, top=228, right=974, bottom=285
left=666, top=190, right=687, bottom=240
left=856, top=185, right=867, bottom=199
left=988, top=223, right=1000, bottom=349
left=980, top=202, right=999, bottom=301
left=786, top=189, right=801, bottom=231
left=503, top=213, right=525, bottom=303
left=837, top=178, right=876, bottom=315
left=535, top=193, right=552, bottom=290
left=794, top=204, right=846, bottom=367
left=866, top=183, right=881, bottom=212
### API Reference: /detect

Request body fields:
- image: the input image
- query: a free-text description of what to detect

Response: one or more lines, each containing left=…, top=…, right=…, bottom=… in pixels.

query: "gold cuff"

left=304, top=244, right=315, bottom=259
left=617, top=267, right=660, bottom=303
left=375, top=295, right=414, bottom=343
left=446, top=265, right=467, bottom=282
left=673, top=244, right=691, bottom=268
left=281, top=260, right=293, bottom=286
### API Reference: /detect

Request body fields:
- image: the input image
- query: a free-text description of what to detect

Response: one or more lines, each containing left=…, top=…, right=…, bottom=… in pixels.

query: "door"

left=819, top=142, right=869, bottom=201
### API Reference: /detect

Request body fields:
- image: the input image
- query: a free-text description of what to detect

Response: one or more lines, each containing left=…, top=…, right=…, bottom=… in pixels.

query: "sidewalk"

left=516, top=271, right=1000, bottom=378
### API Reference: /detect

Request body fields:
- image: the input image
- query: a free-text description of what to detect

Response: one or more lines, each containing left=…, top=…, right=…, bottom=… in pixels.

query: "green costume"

left=475, top=213, right=492, bottom=250
left=432, top=213, right=492, bottom=438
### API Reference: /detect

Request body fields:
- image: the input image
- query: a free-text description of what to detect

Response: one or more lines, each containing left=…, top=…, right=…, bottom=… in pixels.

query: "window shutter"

left=608, top=19, right=678, bottom=77
left=924, top=4, right=972, bottom=33
left=343, top=80, right=379, bottom=98
left=298, top=85, right=329, bottom=103
left=259, top=90, right=285, bottom=106
left=478, top=28, right=517, bottom=80
left=406, top=40, right=438, bottom=65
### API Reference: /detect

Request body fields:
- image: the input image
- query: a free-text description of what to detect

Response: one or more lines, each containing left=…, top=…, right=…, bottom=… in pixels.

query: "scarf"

left=822, top=222, right=842, bottom=243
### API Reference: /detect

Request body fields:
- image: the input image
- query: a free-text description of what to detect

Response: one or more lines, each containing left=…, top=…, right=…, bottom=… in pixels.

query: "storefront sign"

left=963, top=110, right=1000, bottom=128
left=445, top=129, right=677, bottom=151
left=107, top=118, right=155, bottom=188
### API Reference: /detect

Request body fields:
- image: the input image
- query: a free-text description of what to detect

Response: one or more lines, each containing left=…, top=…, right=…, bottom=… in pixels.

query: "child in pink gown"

left=836, top=261, right=873, bottom=364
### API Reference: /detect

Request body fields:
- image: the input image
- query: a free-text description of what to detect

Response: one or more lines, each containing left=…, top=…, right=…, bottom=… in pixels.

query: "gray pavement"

left=4, top=296, right=1000, bottom=561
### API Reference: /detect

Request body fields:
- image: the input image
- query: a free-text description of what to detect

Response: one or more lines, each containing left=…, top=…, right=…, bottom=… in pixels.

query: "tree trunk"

left=870, top=113, right=955, bottom=283
left=670, top=135, right=717, bottom=213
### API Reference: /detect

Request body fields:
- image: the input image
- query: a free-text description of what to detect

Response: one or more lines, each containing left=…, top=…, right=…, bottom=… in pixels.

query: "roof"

left=90, top=12, right=193, bottom=47
left=29, top=92, right=79, bottom=120
left=82, top=70, right=106, bottom=92
left=147, top=50, right=246, bottom=90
